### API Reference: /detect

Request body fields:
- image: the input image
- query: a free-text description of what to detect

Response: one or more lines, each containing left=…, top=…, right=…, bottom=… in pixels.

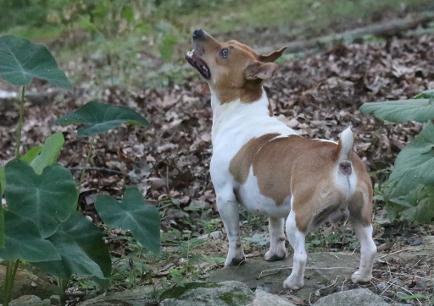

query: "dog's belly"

left=238, top=168, right=291, bottom=218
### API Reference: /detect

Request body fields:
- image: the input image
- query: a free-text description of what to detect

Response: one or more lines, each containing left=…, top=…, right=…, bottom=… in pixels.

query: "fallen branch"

left=260, top=12, right=434, bottom=54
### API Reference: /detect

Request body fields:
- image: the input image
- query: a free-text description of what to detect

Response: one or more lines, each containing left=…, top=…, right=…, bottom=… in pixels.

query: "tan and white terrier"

left=186, top=29, right=376, bottom=290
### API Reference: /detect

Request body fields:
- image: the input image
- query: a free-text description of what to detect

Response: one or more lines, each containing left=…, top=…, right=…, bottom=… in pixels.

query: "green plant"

left=360, top=89, right=434, bottom=223
left=0, top=35, right=160, bottom=305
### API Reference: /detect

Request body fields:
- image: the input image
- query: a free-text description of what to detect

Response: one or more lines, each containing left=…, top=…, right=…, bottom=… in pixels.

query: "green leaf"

left=0, top=207, right=4, bottom=248
left=95, top=187, right=160, bottom=254
left=386, top=122, right=434, bottom=198
left=360, top=98, right=434, bottom=123
left=20, top=146, right=42, bottom=163
left=35, top=213, right=111, bottom=280
left=5, top=160, right=78, bottom=238
left=0, top=35, right=71, bottom=89
left=413, top=89, right=434, bottom=99
left=57, top=101, right=148, bottom=137
left=0, top=166, right=5, bottom=196
left=29, top=133, right=64, bottom=174
left=0, top=210, right=60, bottom=262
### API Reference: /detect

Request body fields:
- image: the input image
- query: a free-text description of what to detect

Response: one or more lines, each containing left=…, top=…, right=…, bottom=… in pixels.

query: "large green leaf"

left=57, top=101, right=148, bottom=137
left=0, top=166, right=4, bottom=196
left=0, top=210, right=60, bottom=262
left=413, top=89, right=434, bottom=99
left=20, top=146, right=42, bottom=164
left=5, top=160, right=78, bottom=238
left=35, top=213, right=111, bottom=280
left=386, top=122, right=434, bottom=198
left=95, top=187, right=160, bottom=254
left=0, top=35, right=71, bottom=89
left=29, top=133, right=64, bottom=174
left=360, top=98, right=434, bottom=123
left=386, top=185, right=434, bottom=223
left=0, top=207, right=4, bottom=248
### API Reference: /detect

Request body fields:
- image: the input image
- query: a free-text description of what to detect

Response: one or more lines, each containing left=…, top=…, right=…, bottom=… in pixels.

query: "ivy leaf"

left=0, top=210, right=60, bottom=262
left=35, top=213, right=111, bottom=280
left=0, top=35, right=71, bottom=89
left=360, top=98, right=434, bottom=123
left=95, top=187, right=160, bottom=254
left=57, top=101, right=148, bottom=137
left=5, top=160, right=78, bottom=238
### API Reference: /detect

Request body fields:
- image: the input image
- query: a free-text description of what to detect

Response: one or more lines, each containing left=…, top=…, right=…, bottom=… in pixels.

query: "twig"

left=377, top=247, right=414, bottom=259
left=386, top=280, right=423, bottom=306
left=70, top=166, right=126, bottom=176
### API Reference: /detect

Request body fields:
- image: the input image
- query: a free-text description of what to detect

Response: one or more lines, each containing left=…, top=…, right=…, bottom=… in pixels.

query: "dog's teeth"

left=186, top=49, right=194, bottom=58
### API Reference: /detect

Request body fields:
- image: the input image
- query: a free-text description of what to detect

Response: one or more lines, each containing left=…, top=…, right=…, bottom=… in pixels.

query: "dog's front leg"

left=265, top=217, right=287, bottom=261
left=283, top=210, right=307, bottom=290
left=216, top=191, right=245, bottom=266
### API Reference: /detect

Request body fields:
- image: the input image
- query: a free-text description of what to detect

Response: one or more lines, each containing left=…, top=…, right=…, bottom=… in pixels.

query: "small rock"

left=160, top=281, right=253, bottom=306
left=49, top=295, right=61, bottom=305
left=313, top=288, right=389, bottom=306
left=250, top=289, right=295, bottom=306
left=9, top=295, right=50, bottom=306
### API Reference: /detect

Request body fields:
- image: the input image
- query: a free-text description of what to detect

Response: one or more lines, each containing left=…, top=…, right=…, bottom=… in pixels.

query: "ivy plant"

left=360, top=89, right=434, bottom=223
left=0, top=35, right=160, bottom=305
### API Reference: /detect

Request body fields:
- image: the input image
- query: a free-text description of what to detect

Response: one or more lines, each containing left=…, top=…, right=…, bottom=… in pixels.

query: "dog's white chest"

left=209, top=90, right=296, bottom=213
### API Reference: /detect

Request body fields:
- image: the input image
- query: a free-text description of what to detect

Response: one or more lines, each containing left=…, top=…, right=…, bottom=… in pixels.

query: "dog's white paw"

left=264, top=247, right=287, bottom=261
left=351, top=270, right=372, bottom=283
left=283, top=274, right=304, bottom=290
left=224, top=253, right=246, bottom=267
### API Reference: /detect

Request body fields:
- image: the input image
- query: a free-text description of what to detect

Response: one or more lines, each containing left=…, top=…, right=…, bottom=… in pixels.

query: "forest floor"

left=1, top=8, right=434, bottom=306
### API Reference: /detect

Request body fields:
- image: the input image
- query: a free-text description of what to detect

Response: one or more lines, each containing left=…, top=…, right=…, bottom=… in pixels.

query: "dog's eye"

left=220, top=48, right=229, bottom=59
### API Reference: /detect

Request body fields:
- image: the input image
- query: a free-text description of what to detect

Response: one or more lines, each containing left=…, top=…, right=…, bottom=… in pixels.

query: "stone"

left=208, top=252, right=359, bottom=300
left=9, top=295, right=50, bottom=306
left=0, top=266, right=58, bottom=300
left=313, top=288, right=389, bottom=306
left=49, top=295, right=61, bottom=305
left=160, top=281, right=253, bottom=306
left=250, top=289, right=295, bottom=306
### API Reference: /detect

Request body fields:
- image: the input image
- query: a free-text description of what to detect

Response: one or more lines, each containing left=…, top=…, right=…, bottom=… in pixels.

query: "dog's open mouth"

left=185, top=49, right=211, bottom=80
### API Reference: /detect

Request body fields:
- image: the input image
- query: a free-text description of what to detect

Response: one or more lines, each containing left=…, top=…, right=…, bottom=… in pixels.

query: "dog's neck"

left=210, top=88, right=270, bottom=143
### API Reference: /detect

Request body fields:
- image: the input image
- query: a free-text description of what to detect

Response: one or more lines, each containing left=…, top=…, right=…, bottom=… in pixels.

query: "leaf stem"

left=3, top=260, right=19, bottom=306
left=79, top=137, right=97, bottom=188
left=14, top=86, right=26, bottom=158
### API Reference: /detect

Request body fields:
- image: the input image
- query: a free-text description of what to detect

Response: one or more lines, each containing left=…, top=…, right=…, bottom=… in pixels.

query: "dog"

left=186, top=29, right=376, bottom=290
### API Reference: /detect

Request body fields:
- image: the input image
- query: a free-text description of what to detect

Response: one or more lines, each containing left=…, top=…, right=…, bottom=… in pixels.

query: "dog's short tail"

left=336, top=127, right=353, bottom=176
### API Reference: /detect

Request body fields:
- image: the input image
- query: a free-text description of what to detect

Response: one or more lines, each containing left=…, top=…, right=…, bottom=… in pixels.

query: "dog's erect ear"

left=245, top=62, right=278, bottom=80
left=258, top=46, right=287, bottom=62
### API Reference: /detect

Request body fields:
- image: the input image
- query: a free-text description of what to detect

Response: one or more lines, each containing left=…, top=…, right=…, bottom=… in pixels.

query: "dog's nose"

left=193, top=29, right=205, bottom=40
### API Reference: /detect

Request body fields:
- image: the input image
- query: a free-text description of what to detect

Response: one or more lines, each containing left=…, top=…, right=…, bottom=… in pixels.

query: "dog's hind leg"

left=265, top=217, right=287, bottom=261
left=216, top=187, right=245, bottom=267
left=349, top=190, right=376, bottom=283
left=283, top=209, right=306, bottom=290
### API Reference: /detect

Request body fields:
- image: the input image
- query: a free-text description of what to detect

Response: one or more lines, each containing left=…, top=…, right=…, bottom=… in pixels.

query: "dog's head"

left=186, top=29, right=286, bottom=103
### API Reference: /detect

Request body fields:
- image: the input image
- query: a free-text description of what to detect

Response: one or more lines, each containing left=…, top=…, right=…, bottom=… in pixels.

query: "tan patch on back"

left=253, top=137, right=339, bottom=206
left=229, top=133, right=279, bottom=184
